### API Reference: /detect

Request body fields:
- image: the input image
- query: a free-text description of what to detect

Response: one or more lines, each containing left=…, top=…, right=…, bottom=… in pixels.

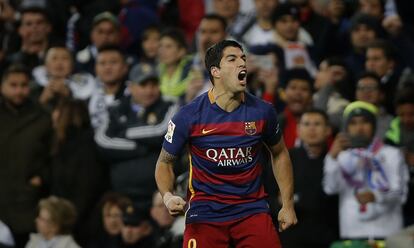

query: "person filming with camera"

left=323, top=101, right=409, bottom=240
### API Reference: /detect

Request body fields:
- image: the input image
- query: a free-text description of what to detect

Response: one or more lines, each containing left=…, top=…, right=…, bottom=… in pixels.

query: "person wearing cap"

left=119, top=204, right=155, bottom=248
left=323, top=101, right=409, bottom=239
left=75, top=11, right=121, bottom=75
left=95, top=62, right=178, bottom=212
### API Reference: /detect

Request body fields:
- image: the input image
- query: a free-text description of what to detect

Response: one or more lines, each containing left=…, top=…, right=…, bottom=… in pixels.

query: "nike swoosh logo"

left=202, top=128, right=216, bottom=134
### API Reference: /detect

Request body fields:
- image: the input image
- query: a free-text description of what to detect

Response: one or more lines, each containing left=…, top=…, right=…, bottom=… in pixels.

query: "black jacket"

left=0, top=98, right=52, bottom=234
left=95, top=96, right=178, bottom=209
left=50, top=128, right=106, bottom=242
left=279, top=146, right=339, bottom=248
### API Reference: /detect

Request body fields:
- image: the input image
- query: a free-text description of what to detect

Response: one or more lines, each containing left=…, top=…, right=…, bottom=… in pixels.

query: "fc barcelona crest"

left=245, top=122, right=256, bottom=135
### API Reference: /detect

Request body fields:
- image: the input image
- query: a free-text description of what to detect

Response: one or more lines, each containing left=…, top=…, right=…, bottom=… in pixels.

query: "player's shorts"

left=183, top=212, right=282, bottom=248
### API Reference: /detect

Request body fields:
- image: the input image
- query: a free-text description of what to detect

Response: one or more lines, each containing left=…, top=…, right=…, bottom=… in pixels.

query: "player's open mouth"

left=238, top=70, right=247, bottom=81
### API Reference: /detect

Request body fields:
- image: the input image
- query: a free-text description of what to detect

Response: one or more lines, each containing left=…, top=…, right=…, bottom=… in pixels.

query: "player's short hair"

left=205, top=39, right=243, bottom=85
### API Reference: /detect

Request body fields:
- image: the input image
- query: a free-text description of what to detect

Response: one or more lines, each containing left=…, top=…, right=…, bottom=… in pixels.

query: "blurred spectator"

left=87, top=192, right=133, bottom=248
left=324, top=101, right=409, bottom=239
left=26, top=196, right=79, bottom=248
left=271, top=3, right=316, bottom=75
left=188, top=14, right=227, bottom=102
left=325, top=0, right=351, bottom=57
left=278, top=68, right=313, bottom=148
left=344, top=13, right=380, bottom=77
left=69, top=0, right=121, bottom=51
left=211, top=0, right=252, bottom=38
left=89, top=45, right=128, bottom=130
left=8, top=7, right=51, bottom=71
left=355, top=71, right=393, bottom=138
left=385, top=87, right=414, bottom=147
left=150, top=191, right=183, bottom=248
left=136, top=25, right=161, bottom=66
left=32, top=46, right=95, bottom=106
left=246, top=51, right=280, bottom=108
left=289, top=0, right=333, bottom=63
left=76, top=12, right=121, bottom=75
left=34, top=46, right=71, bottom=107
left=237, top=0, right=278, bottom=47
left=365, top=39, right=402, bottom=114
left=0, top=0, right=21, bottom=72
left=358, top=0, right=384, bottom=20
left=50, top=99, right=105, bottom=244
left=158, top=28, right=193, bottom=102
left=0, top=64, right=52, bottom=247
left=119, top=204, right=156, bottom=248
left=0, top=220, right=14, bottom=248
left=176, top=0, right=205, bottom=44
left=280, top=109, right=338, bottom=248
left=95, top=63, right=178, bottom=210
left=118, top=0, right=159, bottom=55
left=313, top=57, right=351, bottom=130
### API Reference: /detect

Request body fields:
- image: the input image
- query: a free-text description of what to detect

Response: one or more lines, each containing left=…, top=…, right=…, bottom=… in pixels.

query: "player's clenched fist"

left=163, top=192, right=186, bottom=216
left=277, top=206, right=298, bottom=232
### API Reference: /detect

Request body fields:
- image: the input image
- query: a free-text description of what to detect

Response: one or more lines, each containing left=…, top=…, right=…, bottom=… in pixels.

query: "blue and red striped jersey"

left=163, top=90, right=281, bottom=224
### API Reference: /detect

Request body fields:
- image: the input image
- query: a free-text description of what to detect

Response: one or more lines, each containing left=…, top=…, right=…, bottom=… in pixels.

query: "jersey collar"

left=208, top=89, right=245, bottom=104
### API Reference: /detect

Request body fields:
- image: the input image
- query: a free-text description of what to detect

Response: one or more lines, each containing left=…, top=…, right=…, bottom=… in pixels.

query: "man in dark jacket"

left=0, top=64, right=52, bottom=247
left=95, top=63, right=178, bottom=211
left=279, top=109, right=339, bottom=248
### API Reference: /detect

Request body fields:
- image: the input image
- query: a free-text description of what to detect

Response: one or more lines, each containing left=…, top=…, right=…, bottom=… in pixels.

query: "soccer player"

left=155, top=40, right=297, bottom=247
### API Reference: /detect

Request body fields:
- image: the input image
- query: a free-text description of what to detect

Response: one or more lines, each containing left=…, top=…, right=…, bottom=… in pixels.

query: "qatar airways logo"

left=206, top=147, right=253, bottom=167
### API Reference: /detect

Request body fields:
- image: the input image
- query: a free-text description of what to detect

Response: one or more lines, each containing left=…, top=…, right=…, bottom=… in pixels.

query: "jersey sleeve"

left=263, top=104, right=282, bottom=146
left=162, top=107, right=191, bottom=156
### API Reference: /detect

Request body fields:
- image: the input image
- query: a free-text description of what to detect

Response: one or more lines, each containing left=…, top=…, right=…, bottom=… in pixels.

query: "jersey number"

left=188, top=238, right=197, bottom=248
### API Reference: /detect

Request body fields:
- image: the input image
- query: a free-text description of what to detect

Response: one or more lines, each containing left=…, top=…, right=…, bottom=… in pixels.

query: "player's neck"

left=212, top=87, right=242, bottom=112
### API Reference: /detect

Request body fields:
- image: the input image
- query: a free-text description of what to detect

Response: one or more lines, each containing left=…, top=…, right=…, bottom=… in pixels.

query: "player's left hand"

left=277, top=206, right=297, bottom=232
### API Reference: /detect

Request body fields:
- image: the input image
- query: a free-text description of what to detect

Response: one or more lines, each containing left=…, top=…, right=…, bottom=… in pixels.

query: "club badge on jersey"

left=245, top=122, right=257, bottom=135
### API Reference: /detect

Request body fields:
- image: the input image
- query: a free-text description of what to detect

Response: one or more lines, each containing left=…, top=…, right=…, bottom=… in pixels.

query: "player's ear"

left=211, top=66, right=220, bottom=79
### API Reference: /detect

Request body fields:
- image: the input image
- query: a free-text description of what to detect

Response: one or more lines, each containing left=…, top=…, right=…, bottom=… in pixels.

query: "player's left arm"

left=268, top=139, right=298, bottom=231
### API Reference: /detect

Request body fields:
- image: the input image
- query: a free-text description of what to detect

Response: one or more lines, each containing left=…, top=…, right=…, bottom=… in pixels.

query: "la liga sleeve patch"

left=165, top=120, right=176, bottom=143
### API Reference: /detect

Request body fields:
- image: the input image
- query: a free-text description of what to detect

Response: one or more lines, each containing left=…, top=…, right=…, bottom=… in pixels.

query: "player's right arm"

left=155, top=148, right=186, bottom=215
left=155, top=107, right=191, bottom=216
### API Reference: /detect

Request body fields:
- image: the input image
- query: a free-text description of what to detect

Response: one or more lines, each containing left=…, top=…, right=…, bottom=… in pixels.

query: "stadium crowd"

left=0, top=0, right=413, bottom=247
